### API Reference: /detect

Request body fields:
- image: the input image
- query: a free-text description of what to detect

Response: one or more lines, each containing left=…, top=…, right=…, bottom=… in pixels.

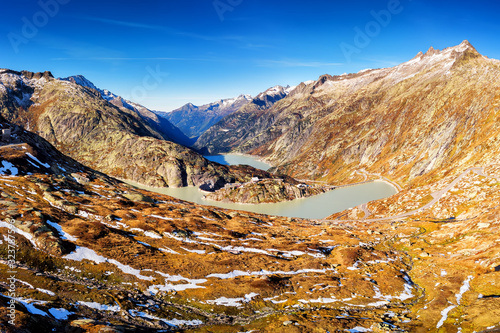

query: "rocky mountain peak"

left=424, top=46, right=439, bottom=57
left=0, top=69, right=54, bottom=81
left=312, top=74, right=335, bottom=90
left=421, top=40, right=480, bottom=60
left=260, top=85, right=285, bottom=96
left=22, top=70, right=54, bottom=80
left=411, top=51, right=424, bottom=61
left=237, top=94, right=253, bottom=101
left=62, top=75, right=98, bottom=91
left=447, top=40, right=479, bottom=56
left=458, top=39, right=474, bottom=50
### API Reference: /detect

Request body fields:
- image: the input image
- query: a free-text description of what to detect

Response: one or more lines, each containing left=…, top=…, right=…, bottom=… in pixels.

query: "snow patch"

left=128, top=310, right=203, bottom=327
left=207, top=267, right=335, bottom=280
left=347, top=327, right=372, bottom=332
left=36, top=288, right=55, bottom=296
left=46, top=220, right=78, bottom=242
left=436, top=305, right=456, bottom=328
left=77, top=301, right=120, bottom=312
left=207, top=292, right=259, bottom=307
left=180, top=247, right=206, bottom=254
left=144, top=231, right=162, bottom=239
left=147, top=271, right=207, bottom=295
left=64, top=246, right=154, bottom=281
left=26, top=153, right=50, bottom=168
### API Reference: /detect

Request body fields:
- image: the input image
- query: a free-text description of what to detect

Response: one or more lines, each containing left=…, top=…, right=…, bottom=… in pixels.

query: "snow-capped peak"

left=264, top=85, right=285, bottom=96
left=285, top=85, right=297, bottom=94
left=61, top=75, right=152, bottom=116
left=62, top=75, right=99, bottom=91
left=218, top=94, right=252, bottom=108
left=453, top=40, right=475, bottom=53
left=238, top=94, right=253, bottom=101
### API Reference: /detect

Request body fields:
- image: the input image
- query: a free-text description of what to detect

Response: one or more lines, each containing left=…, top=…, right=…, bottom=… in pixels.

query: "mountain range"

left=156, top=84, right=295, bottom=143
left=155, top=94, right=252, bottom=140
left=195, top=41, right=500, bottom=190
left=1, top=41, right=500, bottom=332
left=193, top=85, right=296, bottom=154
left=62, top=75, right=192, bottom=147
left=0, top=69, right=266, bottom=189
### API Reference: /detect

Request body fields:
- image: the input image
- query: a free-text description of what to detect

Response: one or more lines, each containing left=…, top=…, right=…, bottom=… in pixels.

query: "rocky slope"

left=204, top=178, right=333, bottom=204
left=63, top=75, right=193, bottom=147
left=1, top=118, right=500, bottom=332
left=193, top=85, right=296, bottom=154
left=2, top=41, right=500, bottom=332
left=0, top=69, right=263, bottom=189
left=195, top=41, right=500, bottom=191
left=156, top=94, right=252, bottom=139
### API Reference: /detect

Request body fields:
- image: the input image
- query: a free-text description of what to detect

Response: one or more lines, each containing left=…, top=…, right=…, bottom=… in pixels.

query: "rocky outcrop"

left=204, top=178, right=333, bottom=204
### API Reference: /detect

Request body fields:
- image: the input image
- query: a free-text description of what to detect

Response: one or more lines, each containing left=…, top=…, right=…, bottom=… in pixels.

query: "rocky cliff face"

left=195, top=41, right=500, bottom=190
left=156, top=94, right=253, bottom=139
left=193, top=85, right=295, bottom=154
left=0, top=70, right=243, bottom=188
left=204, top=178, right=333, bottom=204
left=63, top=75, right=193, bottom=147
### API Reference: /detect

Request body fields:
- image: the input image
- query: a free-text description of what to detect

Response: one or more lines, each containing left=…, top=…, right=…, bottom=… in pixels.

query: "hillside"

left=195, top=41, right=500, bottom=190
left=63, top=75, right=193, bottom=148
left=1, top=117, right=500, bottom=332
left=0, top=69, right=264, bottom=189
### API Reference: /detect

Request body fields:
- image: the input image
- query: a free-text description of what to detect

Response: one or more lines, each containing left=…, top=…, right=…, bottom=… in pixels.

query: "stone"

left=123, top=193, right=154, bottom=203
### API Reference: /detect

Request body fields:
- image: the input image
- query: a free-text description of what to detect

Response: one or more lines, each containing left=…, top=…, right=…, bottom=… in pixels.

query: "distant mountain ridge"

left=194, top=41, right=500, bottom=189
left=157, top=84, right=296, bottom=141
left=0, top=69, right=257, bottom=188
left=193, top=84, right=297, bottom=154
left=155, top=94, right=252, bottom=139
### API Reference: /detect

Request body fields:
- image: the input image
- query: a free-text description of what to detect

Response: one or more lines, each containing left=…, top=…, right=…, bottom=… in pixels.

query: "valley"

left=126, top=153, right=396, bottom=219
left=1, top=40, right=500, bottom=332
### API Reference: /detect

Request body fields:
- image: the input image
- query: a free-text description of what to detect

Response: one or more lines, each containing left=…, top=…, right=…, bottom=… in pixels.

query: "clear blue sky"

left=1, top=0, right=500, bottom=111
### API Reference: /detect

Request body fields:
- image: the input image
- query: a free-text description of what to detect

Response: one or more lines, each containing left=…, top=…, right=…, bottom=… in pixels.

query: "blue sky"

left=1, top=0, right=500, bottom=111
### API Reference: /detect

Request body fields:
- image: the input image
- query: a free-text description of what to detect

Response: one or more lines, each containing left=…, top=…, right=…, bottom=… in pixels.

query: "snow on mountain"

left=61, top=76, right=137, bottom=110
left=221, top=94, right=253, bottom=107
left=257, top=85, right=294, bottom=99
left=60, top=75, right=192, bottom=146
left=313, top=40, right=483, bottom=95
left=157, top=94, right=254, bottom=139
left=62, top=75, right=99, bottom=91
left=0, top=69, right=55, bottom=111
left=285, top=85, right=297, bottom=94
